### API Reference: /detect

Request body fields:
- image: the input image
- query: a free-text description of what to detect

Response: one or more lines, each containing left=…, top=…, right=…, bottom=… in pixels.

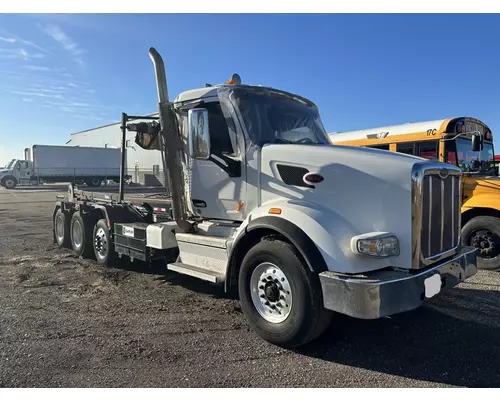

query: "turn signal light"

left=269, top=208, right=282, bottom=215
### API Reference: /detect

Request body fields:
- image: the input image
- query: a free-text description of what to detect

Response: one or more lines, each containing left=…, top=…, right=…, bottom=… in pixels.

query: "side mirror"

left=472, top=133, right=483, bottom=152
left=188, top=108, right=211, bottom=160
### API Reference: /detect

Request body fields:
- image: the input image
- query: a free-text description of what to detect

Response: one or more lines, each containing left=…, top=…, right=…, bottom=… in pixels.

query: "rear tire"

left=462, top=215, right=500, bottom=271
left=93, top=219, right=118, bottom=266
left=54, top=208, right=71, bottom=248
left=70, top=211, right=95, bottom=259
left=238, top=237, right=333, bottom=348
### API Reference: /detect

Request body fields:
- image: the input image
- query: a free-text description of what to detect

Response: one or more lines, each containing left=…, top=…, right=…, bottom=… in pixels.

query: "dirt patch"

left=1, top=190, right=500, bottom=388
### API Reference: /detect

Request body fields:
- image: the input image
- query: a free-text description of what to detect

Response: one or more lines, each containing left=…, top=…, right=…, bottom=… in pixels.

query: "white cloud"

left=22, top=98, right=34, bottom=102
left=0, top=48, right=45, bottom=60
left=8, top=89, right=65, bottom=100
left=0, top=36, right=16, bottom=43
left=0, top=31, right=52, bottom=55
left=21, top=65, right=50, bottom=71
left=0, top=69, right=23, bottom=75
left=40, top=24, right=86, bottom=70
left=22, top=87, right=65, bottom=94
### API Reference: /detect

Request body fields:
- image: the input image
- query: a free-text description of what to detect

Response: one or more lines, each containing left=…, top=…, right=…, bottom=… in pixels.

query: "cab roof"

left=174, top=84, right=317, bottom=108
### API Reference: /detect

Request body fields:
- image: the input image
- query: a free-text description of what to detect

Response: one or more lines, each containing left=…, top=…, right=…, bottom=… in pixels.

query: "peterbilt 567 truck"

left=52, top=47, right=477, bottom=348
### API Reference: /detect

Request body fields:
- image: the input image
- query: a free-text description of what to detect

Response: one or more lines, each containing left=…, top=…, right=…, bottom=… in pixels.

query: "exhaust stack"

left=24, top=147, right=31, bottom=161
left=148, top=47, right=193, bottom=232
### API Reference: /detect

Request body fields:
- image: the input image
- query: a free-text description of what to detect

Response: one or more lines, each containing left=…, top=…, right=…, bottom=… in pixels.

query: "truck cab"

left=0, top=159, right=33, bottom=188
left=53, top=48, right=477, bottom=348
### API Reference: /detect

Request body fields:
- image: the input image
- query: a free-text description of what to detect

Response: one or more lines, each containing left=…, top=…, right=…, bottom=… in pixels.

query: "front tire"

left=93, top=219, right=117, bottom=266
left=70, top=211, right=95, bottom=258
left=462, top=215, right=500, bottom=271
left=238, top=237, right=332, bottom=348
left=1, top=176, right=18, bottom=189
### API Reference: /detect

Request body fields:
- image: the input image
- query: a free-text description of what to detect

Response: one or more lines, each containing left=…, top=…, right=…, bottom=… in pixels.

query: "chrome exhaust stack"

left=148, top=47, right=193, bottom=232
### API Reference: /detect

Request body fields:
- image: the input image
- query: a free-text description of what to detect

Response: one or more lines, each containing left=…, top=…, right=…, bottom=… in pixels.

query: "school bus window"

left=416, top=140, right=438, bottom=160
left=369, top=144, right=390, bottom=150
left=397, top=143, right=414, bottom=155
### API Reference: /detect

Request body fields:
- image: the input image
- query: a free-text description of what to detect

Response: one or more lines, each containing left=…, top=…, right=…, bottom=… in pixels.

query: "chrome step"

left=167, top=262, right=221, bottom=283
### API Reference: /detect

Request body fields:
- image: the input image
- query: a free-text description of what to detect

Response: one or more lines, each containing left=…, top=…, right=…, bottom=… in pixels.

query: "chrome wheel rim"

left=94, top=227, right=108, bottom=259
left=250, top=262, right=292, bottom=323
left=5, top=179, right=15, bottom=188
left=56, top=215, right=65, bottom=241
left=72, top=221, right=83, bottom=249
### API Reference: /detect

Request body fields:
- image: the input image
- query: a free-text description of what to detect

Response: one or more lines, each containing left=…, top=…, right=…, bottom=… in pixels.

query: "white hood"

left=259, top=144, right=429, bottom=273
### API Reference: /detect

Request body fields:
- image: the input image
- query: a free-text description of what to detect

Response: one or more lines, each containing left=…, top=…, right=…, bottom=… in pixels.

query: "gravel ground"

left=1, top=187, right=499, bottom=388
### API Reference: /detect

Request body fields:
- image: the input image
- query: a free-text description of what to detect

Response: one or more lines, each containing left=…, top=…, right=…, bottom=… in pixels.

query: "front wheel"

left=238, top=237, right=332, bottom=348
left=462, top=216, right=500, bottom=271
left=1, top=176, right=18, bottom=189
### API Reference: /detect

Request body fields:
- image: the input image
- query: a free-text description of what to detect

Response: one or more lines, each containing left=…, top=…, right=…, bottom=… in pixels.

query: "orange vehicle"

left=329, top=117, right=500, bottom=270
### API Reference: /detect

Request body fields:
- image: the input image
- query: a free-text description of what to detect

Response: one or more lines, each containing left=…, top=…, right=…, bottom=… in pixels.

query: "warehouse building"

left=66, top=113, right=167, bottom=186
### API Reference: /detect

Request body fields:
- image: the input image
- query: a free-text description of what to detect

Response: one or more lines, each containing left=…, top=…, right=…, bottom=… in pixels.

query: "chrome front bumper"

left=319, top=246, right=477, bottom=319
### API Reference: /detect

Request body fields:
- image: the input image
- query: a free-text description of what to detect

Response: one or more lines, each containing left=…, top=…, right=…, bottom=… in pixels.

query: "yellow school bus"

left=329, top=117, right=500, bottom=270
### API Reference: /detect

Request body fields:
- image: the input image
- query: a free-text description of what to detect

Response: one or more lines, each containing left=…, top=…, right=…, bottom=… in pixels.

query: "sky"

left=0, top=13, right=499, bottom=165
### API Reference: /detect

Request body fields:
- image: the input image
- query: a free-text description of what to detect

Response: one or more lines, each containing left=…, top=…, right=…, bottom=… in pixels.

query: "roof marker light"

left=225, top=73, right=242, bottom=85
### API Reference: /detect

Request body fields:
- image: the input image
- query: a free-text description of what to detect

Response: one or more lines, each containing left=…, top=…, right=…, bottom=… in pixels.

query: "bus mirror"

left=472, top=133, right=483, bottom=152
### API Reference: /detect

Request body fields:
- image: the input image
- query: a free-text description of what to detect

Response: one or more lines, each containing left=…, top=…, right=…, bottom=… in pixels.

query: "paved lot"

left=1, top=188, right=499, bottom=387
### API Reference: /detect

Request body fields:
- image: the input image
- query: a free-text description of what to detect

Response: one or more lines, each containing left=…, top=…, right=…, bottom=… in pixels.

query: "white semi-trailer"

left=0, top=145, right=129, bottom=189
left=52, top=47, right=477, bottom=348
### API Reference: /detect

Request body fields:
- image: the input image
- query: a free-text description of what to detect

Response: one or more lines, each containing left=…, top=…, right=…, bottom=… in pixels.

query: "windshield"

left=229, top=89, right=329, bottom=146
left=445, top=138, right=495, bottom=174
left=5, top=159, right=16, bottom=169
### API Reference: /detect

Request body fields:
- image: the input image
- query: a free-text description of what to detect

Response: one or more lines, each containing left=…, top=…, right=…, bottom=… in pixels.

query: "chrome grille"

left=411, top=163, right=462, bottom=269
left=420, top=174, right=460, bottom=258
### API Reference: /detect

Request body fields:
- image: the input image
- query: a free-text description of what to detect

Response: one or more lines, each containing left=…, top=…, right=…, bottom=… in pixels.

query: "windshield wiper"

left=273, top=138, right=293, bottom=144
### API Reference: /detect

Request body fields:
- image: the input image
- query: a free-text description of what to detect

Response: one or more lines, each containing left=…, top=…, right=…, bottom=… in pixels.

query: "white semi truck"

left=0, top=145, right=129, bottom=189
left=52, top=47, right=477, bottom=348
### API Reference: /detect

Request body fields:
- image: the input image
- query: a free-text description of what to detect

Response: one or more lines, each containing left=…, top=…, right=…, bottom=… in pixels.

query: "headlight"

left=351, top=233, right=399, bottom=258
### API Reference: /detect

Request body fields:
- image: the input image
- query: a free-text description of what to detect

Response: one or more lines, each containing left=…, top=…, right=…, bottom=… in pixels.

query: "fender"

left=225, top=213, right=328, bottom=293
left=246, top=215, right=328, bottom=273
left=462, top=193, right=500, bottom=213
left=225, top=198, right=408, bottom=294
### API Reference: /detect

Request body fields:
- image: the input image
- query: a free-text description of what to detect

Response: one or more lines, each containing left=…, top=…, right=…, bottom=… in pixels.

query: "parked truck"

left=52, top=47, right=477, bottom=348
left=0, top=144, right=129, bottom=189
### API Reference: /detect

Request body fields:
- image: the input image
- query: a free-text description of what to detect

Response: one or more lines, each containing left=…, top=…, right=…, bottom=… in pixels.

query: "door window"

left=205, top=102, right=234, bottom=155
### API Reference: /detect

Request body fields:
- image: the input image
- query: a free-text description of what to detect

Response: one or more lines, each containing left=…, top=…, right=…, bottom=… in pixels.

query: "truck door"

left=189, top=102, right=244, bottom=221
left=16, top=161, right=31, bottom=183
